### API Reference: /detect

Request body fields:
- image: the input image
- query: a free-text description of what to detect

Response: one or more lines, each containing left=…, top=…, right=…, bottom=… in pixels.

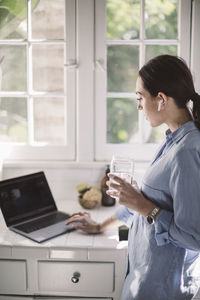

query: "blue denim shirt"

left=115, top=121, right=200, bottom=300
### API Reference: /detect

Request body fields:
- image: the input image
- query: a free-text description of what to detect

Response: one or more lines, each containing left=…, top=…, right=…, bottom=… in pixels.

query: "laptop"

left=0, top=171, right=76, bottom=243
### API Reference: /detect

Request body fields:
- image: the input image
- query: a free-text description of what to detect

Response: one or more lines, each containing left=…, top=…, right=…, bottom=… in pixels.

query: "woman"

left=66, top=55, right=200, bottom=300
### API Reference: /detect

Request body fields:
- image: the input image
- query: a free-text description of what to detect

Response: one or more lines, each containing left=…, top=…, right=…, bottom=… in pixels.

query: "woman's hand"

left=106, top=174, right=156, bottom=217
left=66, top=211, right=100, bottom=234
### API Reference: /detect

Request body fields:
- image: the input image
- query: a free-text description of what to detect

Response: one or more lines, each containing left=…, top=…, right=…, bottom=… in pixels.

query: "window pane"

left=0, top=45, right=27, bottom=91
left=34, top=97, right=65, bottom=145
left=145, top=45, right=177, bottom=62
left=145, top=0, right=178, bottom=39
left=107, top=98, right=138, bottom=143
left=0, top=0, right=27, bottom=39
left=32, top=0, right=65, bottom=40
left=32, top=44, right=64, bottom=92
left=0, top=98, right=28, bottom=143
left=107, top=0, right=140, bottom=40
left=107, top=46, right=139, bottom=93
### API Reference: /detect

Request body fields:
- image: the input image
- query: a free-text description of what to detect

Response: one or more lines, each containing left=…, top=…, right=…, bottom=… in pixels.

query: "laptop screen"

left=0, top=172, right=57, bottom=227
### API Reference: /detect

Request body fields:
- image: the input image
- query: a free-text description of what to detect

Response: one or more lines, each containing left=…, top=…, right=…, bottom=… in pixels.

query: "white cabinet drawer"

left=38, top=261, right=114, bottom=293
left=0, top=297, right=33, bottom=300
left=0, top=298, right=111, bottom=300
left=34, top=298, right=112, bottom=300
left=0, top=259, right=27, bottom=293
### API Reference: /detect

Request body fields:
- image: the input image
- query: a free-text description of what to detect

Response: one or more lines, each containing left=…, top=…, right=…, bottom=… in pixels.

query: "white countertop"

left=0, top=199, right=128, bottom=251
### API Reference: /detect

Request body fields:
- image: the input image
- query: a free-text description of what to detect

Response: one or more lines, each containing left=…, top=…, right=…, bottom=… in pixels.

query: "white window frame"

left=95, top=0, right=192, bottom=162
left=191, top=0, right=200, bottom=94
left=0, top=0, right=76, bottom=161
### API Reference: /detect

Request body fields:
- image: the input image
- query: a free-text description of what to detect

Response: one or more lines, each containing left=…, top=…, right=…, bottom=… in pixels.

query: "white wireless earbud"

left=157, top=99, right=164, bottom=112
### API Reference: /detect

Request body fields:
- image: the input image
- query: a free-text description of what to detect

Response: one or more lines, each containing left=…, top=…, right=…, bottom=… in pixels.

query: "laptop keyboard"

left=15, top=212, right=70, bottom=234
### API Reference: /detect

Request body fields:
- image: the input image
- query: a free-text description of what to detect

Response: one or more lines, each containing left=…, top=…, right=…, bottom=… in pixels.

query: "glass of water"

left=109, top=155, right=134, bottom=198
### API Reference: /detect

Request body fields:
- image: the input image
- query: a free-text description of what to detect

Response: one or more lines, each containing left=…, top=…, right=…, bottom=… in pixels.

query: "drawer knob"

left=71, top=272, right=80, bottom=283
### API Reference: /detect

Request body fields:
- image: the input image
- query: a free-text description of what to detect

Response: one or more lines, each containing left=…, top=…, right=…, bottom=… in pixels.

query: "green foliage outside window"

left=0, top=0, right=178, bottom=145
left=107, top=98, right=138, bottom=143
left=0, top=0, right=39, bottom=39
left=0, top=0, right=39, bottom=143
left=106, top=0, right=178, bottom=144
left=107, top=0, right=140, bottom=40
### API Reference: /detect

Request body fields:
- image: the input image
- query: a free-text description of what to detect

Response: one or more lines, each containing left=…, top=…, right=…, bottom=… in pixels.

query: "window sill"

left=2, top=159, right=150, bottom=170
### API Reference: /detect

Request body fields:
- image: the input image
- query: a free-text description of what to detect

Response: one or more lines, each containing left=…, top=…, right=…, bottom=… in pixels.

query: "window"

left=0, top=0, right=76, bottom=160
left=95, top=0, right=191, bottom=161
left=0, top=0, right=195, bottom=164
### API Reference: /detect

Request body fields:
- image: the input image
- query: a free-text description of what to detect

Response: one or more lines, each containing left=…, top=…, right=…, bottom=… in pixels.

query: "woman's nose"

left=137, top=103, right=143, bottom=110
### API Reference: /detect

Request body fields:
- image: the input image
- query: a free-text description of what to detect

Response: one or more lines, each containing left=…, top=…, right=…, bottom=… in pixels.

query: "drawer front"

left=38, top=261, right=114, bottom=293
left=34, top=298, right=112, bottom=300
left=0, top=259, right=27, bottom=293
left=0, top=297, right=111, bottom=300
left=0, top=297, right=33, bottom=300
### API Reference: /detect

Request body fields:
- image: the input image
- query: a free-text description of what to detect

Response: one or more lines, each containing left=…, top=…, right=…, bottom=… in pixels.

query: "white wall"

left=1, top=162, right=147, bottom=202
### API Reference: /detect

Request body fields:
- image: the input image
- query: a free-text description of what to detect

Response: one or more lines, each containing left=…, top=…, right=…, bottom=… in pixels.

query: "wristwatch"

left=146, top=207, right=160, bottom=225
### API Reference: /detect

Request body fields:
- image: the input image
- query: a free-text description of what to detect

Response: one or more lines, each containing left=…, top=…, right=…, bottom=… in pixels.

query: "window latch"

left=96, top=59, right=106, bottom=72
left=64, top=60, right=78, bottom=69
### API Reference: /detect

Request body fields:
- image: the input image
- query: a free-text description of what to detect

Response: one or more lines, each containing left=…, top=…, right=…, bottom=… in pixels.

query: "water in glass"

left=109, top=156, right=134, bottom=198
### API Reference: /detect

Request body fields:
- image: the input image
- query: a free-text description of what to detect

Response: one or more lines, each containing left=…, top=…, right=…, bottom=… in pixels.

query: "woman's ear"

left=157, top=92, right=168, bottom=102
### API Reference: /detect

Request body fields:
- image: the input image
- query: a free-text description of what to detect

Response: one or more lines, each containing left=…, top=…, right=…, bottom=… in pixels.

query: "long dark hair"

left=139, top=55, right=200, bottom=130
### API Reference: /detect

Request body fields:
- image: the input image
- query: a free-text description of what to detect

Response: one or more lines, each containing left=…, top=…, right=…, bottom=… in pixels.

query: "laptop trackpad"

left=27, top=221, right=75, bottom=242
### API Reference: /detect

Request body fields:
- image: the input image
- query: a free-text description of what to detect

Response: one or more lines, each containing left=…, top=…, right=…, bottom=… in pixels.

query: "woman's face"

left=136, top=76, right=164, bottom=127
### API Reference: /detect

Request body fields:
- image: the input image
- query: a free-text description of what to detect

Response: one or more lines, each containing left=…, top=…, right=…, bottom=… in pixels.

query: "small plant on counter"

left=76, top=183, right=102, bottom=209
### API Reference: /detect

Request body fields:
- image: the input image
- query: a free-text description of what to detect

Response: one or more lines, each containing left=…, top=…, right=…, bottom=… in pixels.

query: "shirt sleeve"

left=114, top=204, right=134, bottom=228
left=155, top=149, right=200, bottom=251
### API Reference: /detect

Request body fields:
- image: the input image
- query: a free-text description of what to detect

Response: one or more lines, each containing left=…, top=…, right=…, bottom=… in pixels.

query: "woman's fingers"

left=65, top=213, right=99, bottom=234
left=70, top=212, right=86, bottom=216
left=109, top=182, right=121, bottom=191
left=66, top=215, right=85, bottom=225
left=108, top=173, right=125, bottom=184
left=69, top=211, right=91, bottom=218
left=84, top=211, right=91, bottom=217
left=107, top=174, right=128, bottom=190
left=106, top=189, right=119, bottom=197
left=70, top=212, right=83, bottom=217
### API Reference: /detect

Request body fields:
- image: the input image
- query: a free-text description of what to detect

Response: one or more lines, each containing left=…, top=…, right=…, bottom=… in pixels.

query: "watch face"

left=147, top=215, right=154, bottom=225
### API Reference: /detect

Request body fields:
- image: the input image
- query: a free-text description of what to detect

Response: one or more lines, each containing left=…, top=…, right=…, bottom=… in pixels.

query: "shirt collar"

left=165, top=121, right=197, bottom=144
